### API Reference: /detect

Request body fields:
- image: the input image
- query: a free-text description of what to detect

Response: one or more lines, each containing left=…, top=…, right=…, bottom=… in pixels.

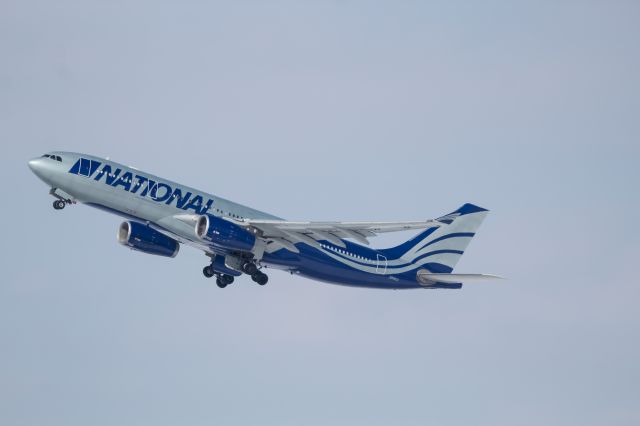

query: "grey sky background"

left=1, top=1, right=639, bottom=425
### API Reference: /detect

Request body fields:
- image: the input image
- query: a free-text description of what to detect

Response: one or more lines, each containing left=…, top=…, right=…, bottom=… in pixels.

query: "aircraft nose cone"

left=28, top=157, right=42, bottom=172
left=28, top=157, right=48, bottom=181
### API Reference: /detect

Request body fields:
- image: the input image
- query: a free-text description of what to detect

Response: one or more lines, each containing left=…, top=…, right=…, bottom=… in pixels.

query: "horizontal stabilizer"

left=417, top=271, right=504, bottom=284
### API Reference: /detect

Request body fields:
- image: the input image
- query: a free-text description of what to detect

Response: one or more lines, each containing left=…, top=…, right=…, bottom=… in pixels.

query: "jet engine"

left=118, top=221, right=180, bottom=258
left=195, top=214, right=256, bottom=252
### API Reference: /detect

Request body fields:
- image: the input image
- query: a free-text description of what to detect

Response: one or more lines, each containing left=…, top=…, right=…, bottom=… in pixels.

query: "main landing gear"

left=53, top=200, right=66, bottom=210
left=241, top=261, right=258, bottom=275
left=251, top=271, right=268, bottom=286
left=202, top=266, right=235, bottom=288
left=241, top=261, right=268, bottom=286
left=251, top=272, right=269, bottom=285
left=202, top=265, right=215, bottom=278
left=202, top=260, right=268, bottom=288
left=216, top=275, right=235, bottom=289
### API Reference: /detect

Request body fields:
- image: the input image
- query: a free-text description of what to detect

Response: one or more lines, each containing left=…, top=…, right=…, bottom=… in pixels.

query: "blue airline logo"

left=69, top=158, right=213, bottom=215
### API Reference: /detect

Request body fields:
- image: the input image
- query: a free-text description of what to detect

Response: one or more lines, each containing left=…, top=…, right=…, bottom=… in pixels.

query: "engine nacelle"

left=118, top=221, right=180, bottom=258
left=195, top=214, right=256, bottom=252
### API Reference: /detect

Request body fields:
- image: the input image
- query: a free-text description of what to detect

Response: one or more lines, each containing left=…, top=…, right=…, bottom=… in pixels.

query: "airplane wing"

left=235, top=218, right=443, bottom=253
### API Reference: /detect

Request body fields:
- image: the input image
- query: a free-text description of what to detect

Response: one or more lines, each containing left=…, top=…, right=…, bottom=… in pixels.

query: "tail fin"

left=380, top=203, right=488, bottom=273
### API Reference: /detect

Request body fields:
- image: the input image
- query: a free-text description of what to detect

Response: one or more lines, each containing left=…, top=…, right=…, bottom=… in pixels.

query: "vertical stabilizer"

left=380, top=204, right=488, bottom=273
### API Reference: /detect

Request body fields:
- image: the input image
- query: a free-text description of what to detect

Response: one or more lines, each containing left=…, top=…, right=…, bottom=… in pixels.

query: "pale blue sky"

left=1, top=1, right=639, bottom=425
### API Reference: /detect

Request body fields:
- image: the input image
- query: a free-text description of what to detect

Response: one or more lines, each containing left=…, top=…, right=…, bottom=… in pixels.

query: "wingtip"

left=486, top=274, right=506, bottom=280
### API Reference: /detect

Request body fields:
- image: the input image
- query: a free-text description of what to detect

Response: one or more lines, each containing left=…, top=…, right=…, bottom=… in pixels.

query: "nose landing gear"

left=49, top=188, right=74, bottom=210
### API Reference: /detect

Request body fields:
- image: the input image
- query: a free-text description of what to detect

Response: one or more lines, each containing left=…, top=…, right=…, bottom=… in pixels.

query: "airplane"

left=28, top=151, right=500, bottom=290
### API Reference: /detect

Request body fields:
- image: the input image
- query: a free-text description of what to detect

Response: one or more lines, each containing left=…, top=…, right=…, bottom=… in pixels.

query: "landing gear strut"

left=49, top=188, right=73, bottom=210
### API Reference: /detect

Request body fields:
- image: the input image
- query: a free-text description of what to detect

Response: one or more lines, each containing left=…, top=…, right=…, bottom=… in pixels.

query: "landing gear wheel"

left=251, top=272, right=268, bottom=286
left=242, top=262, right=258, bottom=275
left=53, top=200, right=65, bottom=210
left=202, top=266, right=214, bottom=278
left=221, top=275, right=234, bottom=285
left=216, top=277, right=227, bottom=288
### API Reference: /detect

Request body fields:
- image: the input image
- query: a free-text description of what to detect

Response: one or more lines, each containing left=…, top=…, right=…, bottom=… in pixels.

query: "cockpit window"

left=41, top=154, right=62, bottom=161
left=55, top=156, right=62, bottom=162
